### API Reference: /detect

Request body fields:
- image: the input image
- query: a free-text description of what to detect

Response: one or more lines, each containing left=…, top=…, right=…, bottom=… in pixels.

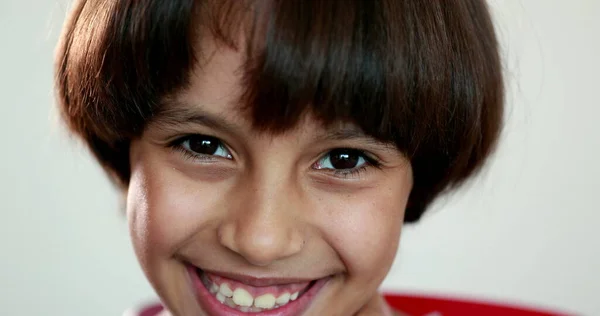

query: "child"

left=55, top=0, right=503, bottom=315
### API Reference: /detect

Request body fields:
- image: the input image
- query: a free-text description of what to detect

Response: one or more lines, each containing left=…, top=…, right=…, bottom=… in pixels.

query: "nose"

left=218, top=176, right=305, bottom=266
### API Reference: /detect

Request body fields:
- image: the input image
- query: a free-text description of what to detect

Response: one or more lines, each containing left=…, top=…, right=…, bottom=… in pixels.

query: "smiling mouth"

left=188, top=265, right=330, bottom=315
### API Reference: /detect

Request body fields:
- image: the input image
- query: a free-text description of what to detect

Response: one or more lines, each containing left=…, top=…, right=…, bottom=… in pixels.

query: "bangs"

left=57, top=0, right=503, bottom=221
left=208, top=0, right=406, bottom=148
left=207, top=0, right=497, bottom=161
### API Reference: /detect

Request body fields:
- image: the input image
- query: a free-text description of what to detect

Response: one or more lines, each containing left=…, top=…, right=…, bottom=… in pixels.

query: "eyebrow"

left=322, top=127, right=369, bottom=142
left=321, top=127, right=396, bottom=149
left=150, top=101, right=242, bottom=134
left=150, top=100, right=395, bottom=149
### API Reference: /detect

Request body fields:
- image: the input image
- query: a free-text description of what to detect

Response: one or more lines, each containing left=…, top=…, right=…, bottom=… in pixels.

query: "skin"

left=126, top=40, right=413, bottom=316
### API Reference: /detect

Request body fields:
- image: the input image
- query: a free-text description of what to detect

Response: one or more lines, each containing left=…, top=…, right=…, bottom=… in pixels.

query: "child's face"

left=126, top=40, right=413, bottom=315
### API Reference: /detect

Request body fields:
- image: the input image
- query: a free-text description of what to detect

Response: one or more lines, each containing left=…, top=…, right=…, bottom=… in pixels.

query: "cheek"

left=318, top=183, right=409, bottom=279
left=126, top=157, right=224, bottom=264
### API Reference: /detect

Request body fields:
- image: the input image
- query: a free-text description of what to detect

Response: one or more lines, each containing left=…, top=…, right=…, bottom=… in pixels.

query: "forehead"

left=150, top=44, right=383, bottom=146
left=163, top=36, right=353, bottom=139
left=138, top=0, right=422, bottom=150
left=169, top=1, right=397, bottom=140
left=185, top=40, right=245, bottom=115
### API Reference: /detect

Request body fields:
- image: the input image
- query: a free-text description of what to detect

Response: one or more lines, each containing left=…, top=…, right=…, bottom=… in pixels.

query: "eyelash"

left=316, top=152, right=382, bottom=179
left=166, top=134, right=382, bottom=178
left=329, top=165, right=370, bottom=179
left=173, top=144, right=214, bottom=162
left=167, top=135, right=229, bottom=163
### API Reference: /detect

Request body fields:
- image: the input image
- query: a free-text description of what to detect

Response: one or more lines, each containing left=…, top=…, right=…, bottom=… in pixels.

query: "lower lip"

left=187, top=266, right=330, bottom=316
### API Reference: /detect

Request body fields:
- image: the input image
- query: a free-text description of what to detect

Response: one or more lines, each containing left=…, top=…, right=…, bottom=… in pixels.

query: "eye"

left=314, top=148, right=370, bottom=170
left=178, top=135, right=232, bottom=159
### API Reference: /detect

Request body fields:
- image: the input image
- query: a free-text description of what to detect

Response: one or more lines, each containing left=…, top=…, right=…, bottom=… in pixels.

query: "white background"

left=1, top=0, right=598, bottom=315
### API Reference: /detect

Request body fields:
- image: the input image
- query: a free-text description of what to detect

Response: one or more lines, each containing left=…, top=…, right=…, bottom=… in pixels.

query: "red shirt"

left=134, top=294, right=572, bottom=316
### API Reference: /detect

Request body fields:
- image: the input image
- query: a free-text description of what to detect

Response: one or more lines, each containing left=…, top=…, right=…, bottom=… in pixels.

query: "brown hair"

left=55, top=0, right=504, bottom=222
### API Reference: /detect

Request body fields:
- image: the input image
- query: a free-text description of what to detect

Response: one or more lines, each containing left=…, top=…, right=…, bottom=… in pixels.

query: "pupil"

left=188, top=136, right=219, bottom=155
left=330, top=149, right=360, bottom=169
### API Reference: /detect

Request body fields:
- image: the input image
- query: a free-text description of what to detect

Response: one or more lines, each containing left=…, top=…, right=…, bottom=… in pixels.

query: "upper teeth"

left=232, top=288, right=253, bottom=307
left=275, top=292, right=290, bottom=305
left=290, top=292, right=299, bottom=301
left=220, top=283, right=233, bottom=297
left=209, top=280, right=300, bottom=311
left=253, top=293, right=276, bottom=308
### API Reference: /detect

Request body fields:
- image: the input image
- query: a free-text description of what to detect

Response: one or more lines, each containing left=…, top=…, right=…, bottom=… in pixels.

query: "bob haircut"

left=55, top=0, right=503, bottom=223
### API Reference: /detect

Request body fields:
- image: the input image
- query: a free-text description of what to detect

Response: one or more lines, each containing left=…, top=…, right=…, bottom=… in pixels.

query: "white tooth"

left=254, top=294, right=276, bottom=309
left=219, top=283, right=234, bottom=297
left=216, top=292, right=226, bottom=303
left=290, top=292, right=299, bottom=301
left=275, top=293, right=291, bottom=305
left=210, top=282, right=219, bottom=294
left=232, top=288, right=254, bottom=307
left=225, top=298, right=237, bottom=308
left=239, top=306, right=251, bottom=312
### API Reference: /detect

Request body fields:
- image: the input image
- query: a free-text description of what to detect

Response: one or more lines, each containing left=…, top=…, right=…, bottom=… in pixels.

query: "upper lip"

left=198, top=268, right=325, bottom=287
